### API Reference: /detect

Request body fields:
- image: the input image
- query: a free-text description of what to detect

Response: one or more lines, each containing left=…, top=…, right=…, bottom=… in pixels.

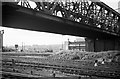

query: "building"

left=64, top=39, right=85, bottom=51
left=0, top=30, right=4, bottom=52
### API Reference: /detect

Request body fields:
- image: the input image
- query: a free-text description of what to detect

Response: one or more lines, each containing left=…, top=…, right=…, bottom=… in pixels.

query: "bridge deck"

left=2, top=3, right=120, bottom=39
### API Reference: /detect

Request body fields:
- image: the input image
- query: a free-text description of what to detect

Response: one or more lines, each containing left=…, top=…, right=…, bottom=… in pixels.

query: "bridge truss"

left=12, top=0, right=120, bottom=35
left=2, top=0, right=120, bottom=51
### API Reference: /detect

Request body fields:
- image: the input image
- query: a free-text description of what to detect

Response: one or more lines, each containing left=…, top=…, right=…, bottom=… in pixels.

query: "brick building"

left=64, top=39, right=85, bottom=51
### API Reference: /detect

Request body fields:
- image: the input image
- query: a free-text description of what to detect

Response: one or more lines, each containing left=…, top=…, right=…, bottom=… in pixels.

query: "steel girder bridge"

left=2, top=0, right=120, bottom=51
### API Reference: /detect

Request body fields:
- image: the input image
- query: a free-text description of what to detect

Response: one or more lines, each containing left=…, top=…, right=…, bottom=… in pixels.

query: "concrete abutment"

left=85, top=38, right=120, bottom=52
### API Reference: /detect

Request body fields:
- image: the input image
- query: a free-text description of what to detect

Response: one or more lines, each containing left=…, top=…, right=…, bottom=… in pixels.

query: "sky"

left=0, top=0, right=120, bottom=46
left=100, top=0, right=119, bottom=10
left=0, top=26, right=83, bottom=46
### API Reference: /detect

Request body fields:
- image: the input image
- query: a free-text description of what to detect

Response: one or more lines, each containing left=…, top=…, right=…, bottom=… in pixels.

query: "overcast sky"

left=0, top=0, right=120, bottom=46
left=0, top=26, right=83, bottom=46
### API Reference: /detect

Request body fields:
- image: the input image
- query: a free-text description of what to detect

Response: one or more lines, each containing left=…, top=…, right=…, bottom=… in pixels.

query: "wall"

left=85, top=38, right=120, bottom=52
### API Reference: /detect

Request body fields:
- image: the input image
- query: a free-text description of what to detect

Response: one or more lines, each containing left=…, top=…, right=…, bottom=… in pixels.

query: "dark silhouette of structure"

left=2, top=0, right=120, bottom=52
left=0, top=30, right=4, bottom=52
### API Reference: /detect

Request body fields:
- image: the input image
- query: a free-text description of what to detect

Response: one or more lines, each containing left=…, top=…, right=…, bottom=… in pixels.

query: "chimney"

left=118, top=1, right=120, bottom=13
left=0, top=30, right=4, bottom=52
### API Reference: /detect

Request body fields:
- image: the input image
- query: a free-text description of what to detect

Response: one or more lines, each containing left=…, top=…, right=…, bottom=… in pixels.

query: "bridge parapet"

left=11, top=0, right=120, bottom=35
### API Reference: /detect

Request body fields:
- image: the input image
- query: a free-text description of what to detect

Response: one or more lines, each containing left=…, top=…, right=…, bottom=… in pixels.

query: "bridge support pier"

left=85, top=38, right=120, bottom=52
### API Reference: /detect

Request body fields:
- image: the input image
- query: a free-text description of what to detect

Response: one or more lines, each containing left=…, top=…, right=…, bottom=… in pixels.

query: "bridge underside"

left=2, top=3, right=120, bottom=39
left=2, top=3, right=120, bottom=52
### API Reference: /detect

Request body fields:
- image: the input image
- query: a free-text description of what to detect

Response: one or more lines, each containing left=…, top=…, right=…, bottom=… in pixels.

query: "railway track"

left=2, top=56, right=120, bottom=78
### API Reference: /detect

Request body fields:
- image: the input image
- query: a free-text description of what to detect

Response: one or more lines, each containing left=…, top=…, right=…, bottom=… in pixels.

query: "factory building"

left=64, top=39, right=85, bottom=51
left=0, top=30, right=4, bottom=52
